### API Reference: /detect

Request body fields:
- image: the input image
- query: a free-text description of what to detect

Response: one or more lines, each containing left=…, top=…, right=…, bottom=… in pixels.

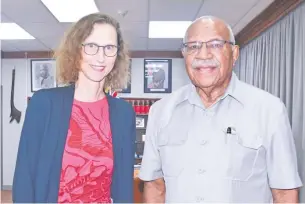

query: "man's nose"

left=196, top=45, right=213, bottom=59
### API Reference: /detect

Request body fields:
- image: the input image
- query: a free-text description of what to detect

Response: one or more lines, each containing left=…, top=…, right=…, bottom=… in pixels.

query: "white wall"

left=0, top=57, right=190, bottom=187
left=1, top=58, right=29, bottom=188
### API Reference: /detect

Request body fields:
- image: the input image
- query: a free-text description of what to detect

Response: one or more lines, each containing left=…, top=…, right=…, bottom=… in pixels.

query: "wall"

left=0, top=57, right=189, bottom=187
left=2, top=58, right=28, bottom=188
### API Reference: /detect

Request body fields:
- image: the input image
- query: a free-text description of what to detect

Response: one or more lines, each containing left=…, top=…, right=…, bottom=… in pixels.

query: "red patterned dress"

left=58, top=97, right=113, bottom=203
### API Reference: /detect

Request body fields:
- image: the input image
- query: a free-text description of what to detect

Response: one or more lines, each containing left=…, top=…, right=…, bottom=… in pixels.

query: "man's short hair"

left=183, top=15, right=235, bottom=44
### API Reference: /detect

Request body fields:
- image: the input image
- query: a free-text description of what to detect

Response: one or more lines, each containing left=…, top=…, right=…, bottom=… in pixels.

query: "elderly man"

left=138, top=16, right=302, bottom=203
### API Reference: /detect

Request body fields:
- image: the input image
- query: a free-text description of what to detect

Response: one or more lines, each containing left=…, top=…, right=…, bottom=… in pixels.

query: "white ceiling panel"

left=196, top=0, right=259, bottom=29
left=121, top=22, right=148, bottom=38
left=233, top=0, right=274, bottom=34
left=60, top=23, right=73, bottom=31
left=149, top=0, right=203, bottom=21
left=19, top=22, right=66, bottom=39
left=125, top=37, right=147, bottom=50
left=59, top=21, right=148, bottom=40
left=38, top=37, right=61, bottom=50
left=95, top=0, right=149, bottom=22
left=1, top=13, right=13, bottom=23
left=0, top=0, right=275, bottom=51
left=7, top=39, right=50, bottom=51
left=1, top=0, right=58, bottom=23
left=1, top=41, right=19, bottom=51
left=147, top=39, right=183, bottom=50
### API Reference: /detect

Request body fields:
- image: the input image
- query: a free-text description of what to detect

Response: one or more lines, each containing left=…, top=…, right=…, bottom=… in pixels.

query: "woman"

left=12, top=13, right=136, bottom=203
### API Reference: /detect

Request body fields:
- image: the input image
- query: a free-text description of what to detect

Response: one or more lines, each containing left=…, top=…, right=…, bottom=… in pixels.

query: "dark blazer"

left=12, top=85, right=136, bottom=203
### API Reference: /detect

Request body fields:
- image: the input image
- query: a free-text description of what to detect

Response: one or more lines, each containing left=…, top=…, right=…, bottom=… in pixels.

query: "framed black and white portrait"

left=30, top=59, right=57, bottom=92
left=144, top=59, right=172, bottom=93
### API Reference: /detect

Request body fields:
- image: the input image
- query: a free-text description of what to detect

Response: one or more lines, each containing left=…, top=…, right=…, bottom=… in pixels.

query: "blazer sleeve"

left=12, top=91, right=47, bottom=203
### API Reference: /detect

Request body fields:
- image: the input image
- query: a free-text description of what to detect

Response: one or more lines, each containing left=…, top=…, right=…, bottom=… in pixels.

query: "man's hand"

left=143, top=178, right=166, bottom=203
left=272, top=188, right=299, bottom=203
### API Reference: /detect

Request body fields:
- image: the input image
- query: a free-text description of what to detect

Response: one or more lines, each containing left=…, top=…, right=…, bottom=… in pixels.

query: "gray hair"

left=183, top=15, right=235, bottom=44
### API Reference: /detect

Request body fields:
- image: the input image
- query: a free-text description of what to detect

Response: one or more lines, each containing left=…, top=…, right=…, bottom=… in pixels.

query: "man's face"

left=40, top=65, right=48, bottom=78
left=182, top=19, right=239, bottom=89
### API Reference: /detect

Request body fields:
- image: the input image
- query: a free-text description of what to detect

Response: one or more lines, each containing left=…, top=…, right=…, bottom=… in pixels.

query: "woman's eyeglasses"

left=181, top=39, right=234, bottom=55
left=82, top=43, right=119, bottom=57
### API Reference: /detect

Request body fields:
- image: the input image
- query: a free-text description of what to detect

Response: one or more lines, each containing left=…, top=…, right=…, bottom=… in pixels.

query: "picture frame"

left=144, top=59, right=172, bottom=93
left=30, top=59, right=57, bottom=92
left=115, top=59, right=132, bottom=93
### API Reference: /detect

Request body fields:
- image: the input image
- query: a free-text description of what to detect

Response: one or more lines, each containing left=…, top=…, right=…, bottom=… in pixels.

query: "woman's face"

left=80, top=23, right=118, bottom=83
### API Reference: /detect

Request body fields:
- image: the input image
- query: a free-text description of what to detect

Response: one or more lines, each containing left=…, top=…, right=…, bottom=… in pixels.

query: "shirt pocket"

left=157, top=128, right=188, bottom=178
left=225, top=131, right=262, bottom=181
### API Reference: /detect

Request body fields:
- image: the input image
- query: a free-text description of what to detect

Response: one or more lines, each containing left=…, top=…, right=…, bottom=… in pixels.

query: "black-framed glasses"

left=82, top=43, right=119, bottom=57
left=181, top=39, right=234, bottom=55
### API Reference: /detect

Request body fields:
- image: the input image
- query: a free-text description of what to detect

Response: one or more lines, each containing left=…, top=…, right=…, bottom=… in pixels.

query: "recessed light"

left=0, top=23, right=35, bottom=40
left=149, top=21, right=192, bottom=38
left=41, top=0, right=99, bottom=22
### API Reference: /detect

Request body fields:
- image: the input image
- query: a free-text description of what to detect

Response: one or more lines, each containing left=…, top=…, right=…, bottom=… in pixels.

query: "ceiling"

left=0, top=0, right=274, bottom=52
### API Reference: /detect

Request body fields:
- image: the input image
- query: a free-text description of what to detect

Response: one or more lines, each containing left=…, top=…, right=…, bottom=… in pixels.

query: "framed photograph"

left=144, top=59, right=172, bottom=93
left=136, top=116, right=145, bottom=129
left=30, top=59, right=57, bottom=92
left=115, top=59, right=132, bottom=93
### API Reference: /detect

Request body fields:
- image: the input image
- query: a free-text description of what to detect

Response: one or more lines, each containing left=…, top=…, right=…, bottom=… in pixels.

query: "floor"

left=1, top=190, right=12, bottom=203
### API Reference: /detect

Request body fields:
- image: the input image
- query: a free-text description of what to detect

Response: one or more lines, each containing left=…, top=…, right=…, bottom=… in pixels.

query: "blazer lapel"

left=56, top=84, right=75, bottom=164
left=48, top=85, right=75, bottom=202
left=57, top=84, right=75, bottom=151
left=107, top=95, right=123, bottom=153
left=107, top=95, right=123, bottom=201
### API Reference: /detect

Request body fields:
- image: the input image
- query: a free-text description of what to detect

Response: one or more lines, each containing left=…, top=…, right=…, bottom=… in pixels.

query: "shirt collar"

left=221, top=72, right=244, bottom=105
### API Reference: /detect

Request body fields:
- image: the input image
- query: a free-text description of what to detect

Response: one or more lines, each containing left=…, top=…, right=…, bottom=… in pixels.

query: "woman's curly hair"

left=54, top=13, right=130, bottom=89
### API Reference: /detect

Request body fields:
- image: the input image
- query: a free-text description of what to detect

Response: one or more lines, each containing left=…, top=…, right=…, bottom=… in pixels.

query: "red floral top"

left=58, top=97, right=113, bottom=203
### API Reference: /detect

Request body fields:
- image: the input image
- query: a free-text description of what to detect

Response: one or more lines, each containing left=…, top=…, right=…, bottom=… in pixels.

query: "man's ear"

left=232, top=45, right=239, bottom=65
